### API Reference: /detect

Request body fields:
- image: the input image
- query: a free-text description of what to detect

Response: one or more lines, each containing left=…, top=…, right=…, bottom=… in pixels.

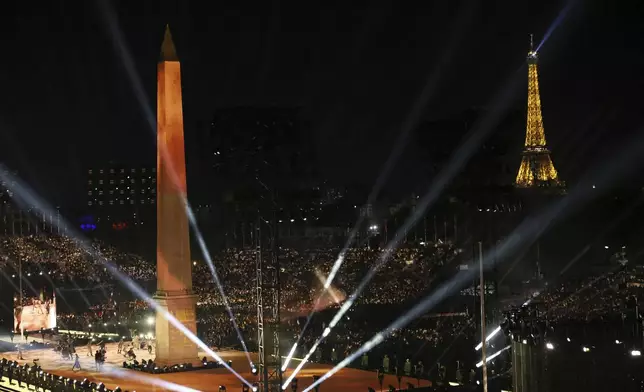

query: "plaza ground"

left=0, top=338, right=430, bottom=392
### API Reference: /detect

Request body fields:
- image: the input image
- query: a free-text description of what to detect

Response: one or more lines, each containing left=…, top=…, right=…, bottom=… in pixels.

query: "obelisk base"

left=153, top=293, right=199, bottom=366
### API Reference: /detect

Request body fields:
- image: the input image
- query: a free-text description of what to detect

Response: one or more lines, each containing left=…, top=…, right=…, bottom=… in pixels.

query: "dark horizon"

left=0, top=0, right=643, bottom=209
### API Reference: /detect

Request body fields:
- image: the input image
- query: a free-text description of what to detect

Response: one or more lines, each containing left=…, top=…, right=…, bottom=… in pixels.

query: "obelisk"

left=154, top=25, right=198, bottom=366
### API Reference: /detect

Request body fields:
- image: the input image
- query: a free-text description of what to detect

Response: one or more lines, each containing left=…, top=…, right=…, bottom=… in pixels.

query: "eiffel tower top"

left=524, top=34, right=546, bottom=148
left=527, top=33, right=538, bottom=64
left=160, top=25, right=178, bottom=62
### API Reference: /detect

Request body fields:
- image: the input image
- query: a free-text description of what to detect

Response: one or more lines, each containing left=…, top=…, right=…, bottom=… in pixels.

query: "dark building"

left=86, top=164, right=156, bottom=219
left=207, top=106, right=316, bottom=189
left=0, top=166, right=62, bottom=236
left=416, top=107, right=522, bottom=191
left=85, top=163, right=156, bottom=255
left=195, top=107, right=325, bottom=249
left=414, top=107, right=524, bottom=226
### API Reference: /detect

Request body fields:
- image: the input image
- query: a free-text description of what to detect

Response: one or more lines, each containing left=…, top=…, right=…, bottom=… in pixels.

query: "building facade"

left=85, top=164, right=156, bottom=255
left=87, top=165, right=156, bottom=212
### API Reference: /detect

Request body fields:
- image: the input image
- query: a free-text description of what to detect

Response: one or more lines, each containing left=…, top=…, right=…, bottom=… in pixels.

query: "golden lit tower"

left=154, top=25, right=198, bottom=365
left=515, top=35, right=563, bottom=189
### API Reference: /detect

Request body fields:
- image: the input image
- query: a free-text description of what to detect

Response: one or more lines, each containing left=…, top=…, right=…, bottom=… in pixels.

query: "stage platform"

left=0, top=341, right=430, bottom=392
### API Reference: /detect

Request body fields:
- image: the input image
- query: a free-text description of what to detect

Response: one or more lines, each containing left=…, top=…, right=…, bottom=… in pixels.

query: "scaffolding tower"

left=255, top=189, right=282, bottom=392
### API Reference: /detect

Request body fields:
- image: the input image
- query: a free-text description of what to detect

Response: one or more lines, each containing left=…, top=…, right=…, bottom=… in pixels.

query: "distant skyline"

left=0, top=0, right=643, bottom=208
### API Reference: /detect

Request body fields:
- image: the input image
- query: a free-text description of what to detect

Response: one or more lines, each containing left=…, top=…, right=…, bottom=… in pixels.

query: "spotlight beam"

left=285, top=63, right=525, bottom=389
left=535, top=0, right=576, bottom=52
left=0, top=168, right=253, bottom=388
left=304, top=116, right=644, bottom=389
left=95, top=0, right=252, bottom=363
left=476, top=345, right=510, bottom=368
left=302, top=252, right=513, bottom=392
left=186, top=204, right=254, bottom=367
left=105, top=366, right=203, bottom=392
left=474, top=326, right=501, bottom=351
left=283, top=2, right=481, bottom=374
left=103, top=262, right=253, bottom=388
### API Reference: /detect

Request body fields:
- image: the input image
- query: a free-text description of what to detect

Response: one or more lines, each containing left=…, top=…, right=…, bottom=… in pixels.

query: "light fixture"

left=545, top=342, right=554, bottom=350
left=631, top=350, right=641, bottom=357
left=582, top=346, right=590, bottom=352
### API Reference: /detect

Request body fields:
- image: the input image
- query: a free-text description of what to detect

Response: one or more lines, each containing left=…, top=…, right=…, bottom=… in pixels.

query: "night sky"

left=0, top=0, right=643, bottom=209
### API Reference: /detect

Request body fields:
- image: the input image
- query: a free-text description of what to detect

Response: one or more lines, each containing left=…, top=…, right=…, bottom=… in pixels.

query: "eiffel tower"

left=515, top=35, right=564, bottom=191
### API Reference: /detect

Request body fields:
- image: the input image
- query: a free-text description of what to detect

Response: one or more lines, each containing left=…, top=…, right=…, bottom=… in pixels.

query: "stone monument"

left=153, top=25, right=198, bottom=366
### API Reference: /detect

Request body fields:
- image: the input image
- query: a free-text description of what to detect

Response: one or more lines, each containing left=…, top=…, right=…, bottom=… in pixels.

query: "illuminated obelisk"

left=154, top=25, right=198, bottom=366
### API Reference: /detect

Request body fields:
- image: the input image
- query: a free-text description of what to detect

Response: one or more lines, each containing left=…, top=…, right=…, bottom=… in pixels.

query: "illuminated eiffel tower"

left=515, top=35, right=564, bottom=190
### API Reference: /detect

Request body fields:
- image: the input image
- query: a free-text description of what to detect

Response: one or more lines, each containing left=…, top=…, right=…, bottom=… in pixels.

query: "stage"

left=0, top=340, right=430, bottom=391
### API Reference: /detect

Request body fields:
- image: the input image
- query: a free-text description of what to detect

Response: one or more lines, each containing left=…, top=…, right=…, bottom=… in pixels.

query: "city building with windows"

left=87, top=165, right=156, bottom=209
left=0, top=166, right=62, bottom=235
left=86, top=164, right=156, bottom=231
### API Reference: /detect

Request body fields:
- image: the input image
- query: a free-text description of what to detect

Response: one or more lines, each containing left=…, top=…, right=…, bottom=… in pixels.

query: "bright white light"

left=522, top=340, right=527, bottom=344
left=105, top=367, right=200, bottom=392
left=299, top=333, right=384, bottom=391
left=323, top=253, right=345, bottom=289
left=111, top=265, right=253, bottom=388
left=546, top=342, right=554, bottom=350
left=147, top=316, right=154, bottom=325
left=604, top=245, right=609, bottom=249
left=615, top=340, right=621, bottom=344
left=322, top=327, right=331, bottom=337
left=476, top=345, right=510, bottom=368
left=0, top=161, right=254, bottom=384
left=281, top=343, right=298, bottom=371
left=475, top=326, right=501, bottom=351
left=582, top=346, right=590, bottom=352
left=567, top=337, right=571, bottom=342
left=631, top=350, right=641, bottom=357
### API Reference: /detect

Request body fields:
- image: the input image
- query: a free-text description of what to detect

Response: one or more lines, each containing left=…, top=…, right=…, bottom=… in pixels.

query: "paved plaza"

left=0, top=341, right=431, bottom=391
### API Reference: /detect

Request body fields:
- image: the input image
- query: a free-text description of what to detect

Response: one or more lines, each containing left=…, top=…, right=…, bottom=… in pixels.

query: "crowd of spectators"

left=0, top=235, right=153, bottom=284
left=2, top=233, right=643, bottom=382
left=537, top=266, right=644, bottom=322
